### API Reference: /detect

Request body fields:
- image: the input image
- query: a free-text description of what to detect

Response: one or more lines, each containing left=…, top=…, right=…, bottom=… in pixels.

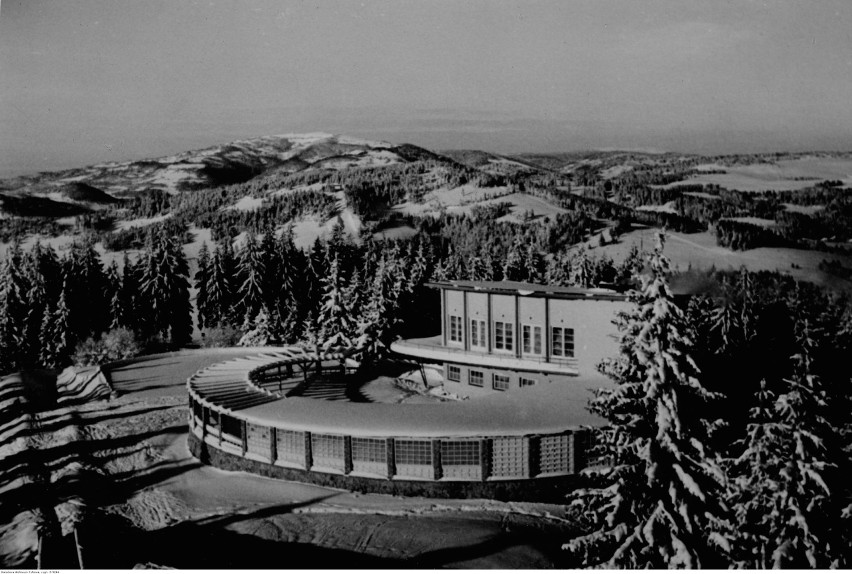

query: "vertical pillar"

left=568, top=432, right=577, bottom=474
left=386, top=438, right=395, bottom=479
left=544, top=298, right=550, bottom=363
left=527, top=435, right=538, bottom=478
left=217, top=414, right=223, bottom=447
left=514, top=295, right=521, bottom=358
left=441, top=288, right=447, bottom=346
left=344, top=435, right=353, bottom=475
left=462, top=291, right=469, bottom=351
left=270, top=427, right=278, bottom=463
left=241, top=421, right=248, bottom=455
left=201, top=406, right=208, bottom=441
left=432, top=439, right=442, bottom=480
left=486, top=293, right=493, bottom=353
left=304, top=431, right=313, bottom=470
left=479, top=438, right=490, bottom=482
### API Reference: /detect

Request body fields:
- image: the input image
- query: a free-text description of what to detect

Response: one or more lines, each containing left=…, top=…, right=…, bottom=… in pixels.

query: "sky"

left=1, top=0, right=852, bottom=177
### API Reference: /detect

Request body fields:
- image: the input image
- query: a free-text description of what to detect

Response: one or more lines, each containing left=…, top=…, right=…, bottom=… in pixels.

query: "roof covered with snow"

left=427, top=280, right=628, bottom=301
left=186, top=351, right=612, bottom=438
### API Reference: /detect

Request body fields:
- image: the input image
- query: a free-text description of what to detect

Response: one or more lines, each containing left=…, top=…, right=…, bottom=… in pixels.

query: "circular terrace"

left=186, top=349, right=607, bottom=501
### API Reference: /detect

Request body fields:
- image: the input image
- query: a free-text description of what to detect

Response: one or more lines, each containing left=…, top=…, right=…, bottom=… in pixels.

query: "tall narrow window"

left=494, top=321, right=514, bottom=352
left=449, top=315, right=463, bottom=343
left=522, top=324, right=542, bottom=355
left=551, top=326, right=575, bottom=358
left=470, top=319, right=486, bottom=349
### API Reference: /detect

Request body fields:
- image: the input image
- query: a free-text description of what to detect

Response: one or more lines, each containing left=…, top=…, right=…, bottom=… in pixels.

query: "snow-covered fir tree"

left=238, top=306, right=276, bottom=347
left=194, top=242, right=213, bottom=330
left=203, top=242, right=236, bottom=328
left=39, top=282, right=72, bottom=369
left=727, top=316, right=843, bottom=567
left=235, top=232, right=266, bottom=321
left=564, top=233, right=731, bottom=568
left=138, top=230, right=192, bottom=344
left=316, top=255, right=356, bottom=351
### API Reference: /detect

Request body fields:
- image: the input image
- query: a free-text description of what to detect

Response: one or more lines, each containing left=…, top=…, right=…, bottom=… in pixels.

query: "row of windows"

left=447, top=316, right=574, bottom=358
left=455, top=367, right=535, bottom=391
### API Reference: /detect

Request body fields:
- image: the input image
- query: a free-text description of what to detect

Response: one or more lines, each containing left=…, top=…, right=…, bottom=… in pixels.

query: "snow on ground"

left=372, top=224, right=417, bottom=241
left=2, top=349, right=584, bottom=567
left=334, top=134, right=392, bottom=148
left=115, top=213, right=173, bottom=230
left=147, top=163, right=205, bottom=192
left=636, top=201, right=678, bottom=214
left=393, top=185, right=512, bottom=216
left=784, top=203, right=825, bottom=214
left=290, top=210, right=361, bottom=251
left=662, top=157, right=852, bottom=192
left=80, top=351, right=579, bottom=567
left=315, top=150, right=402, bottom=170
left=682, top=191, right=721, bottom=200
left=723, top=216, right=778, bottom=227
left=584, top=227, right=852, bottom=292
left=223, top=196, right=264, bottom=211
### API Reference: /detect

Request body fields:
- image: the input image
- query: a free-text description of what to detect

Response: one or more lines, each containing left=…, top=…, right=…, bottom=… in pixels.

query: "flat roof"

left=187, top=351, right=614, bottom=438
left=426, top=280, right=629, bottom=301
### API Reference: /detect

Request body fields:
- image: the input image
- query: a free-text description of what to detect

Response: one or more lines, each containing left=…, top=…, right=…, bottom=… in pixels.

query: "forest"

left=1, top=215, right=851, bottom=568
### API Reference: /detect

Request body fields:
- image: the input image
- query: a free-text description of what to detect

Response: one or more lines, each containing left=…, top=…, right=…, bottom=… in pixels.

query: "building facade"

left=391, top=280, right=630, bottom=397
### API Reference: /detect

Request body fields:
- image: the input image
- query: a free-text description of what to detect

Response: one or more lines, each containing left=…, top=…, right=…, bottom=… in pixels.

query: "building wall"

left=439, top=287, right=631, bottom=391
left=549, top=299, right=630, bottom=379
left=442, top=361, right=573, bottom=398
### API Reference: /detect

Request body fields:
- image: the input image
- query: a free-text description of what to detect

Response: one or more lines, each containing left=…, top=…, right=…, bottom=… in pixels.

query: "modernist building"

left=391, top=280, right=630, bottom=397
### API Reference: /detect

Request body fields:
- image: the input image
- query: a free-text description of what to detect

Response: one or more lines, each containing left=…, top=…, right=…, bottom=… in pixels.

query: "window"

left=494, top=321, right=514, bottom=351
left=469, top=369, right=484, bottom=387
left=352, top=437, right=386, bottom=463
left=492, top=373, right=510, bottom=391
left=441, top=440, right=480, bottom=466
left=522, top=324, right=542, bottom=355
left=394, top=439, right=432, bottom=466
left=551, top=326, right=575, bottom=358
left=470, top=319, right=486, bottom=349
left=446, top=364, right=461, bottom=382
left=449, top=315, right=463, bottom=343
left=519, top=377, right=537, bottom=387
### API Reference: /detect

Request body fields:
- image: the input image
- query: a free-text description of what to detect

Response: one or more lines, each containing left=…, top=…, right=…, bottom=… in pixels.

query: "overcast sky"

left=2, top=0, right=852, bottom=177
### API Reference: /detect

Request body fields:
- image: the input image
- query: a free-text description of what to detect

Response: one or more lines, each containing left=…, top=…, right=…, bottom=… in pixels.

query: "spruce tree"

left=0, top=246, right=28, bottom=373
left=235, top=232, right=266, bottom=322
left=64, top=240, right=109, bottom=340
left=39, top=283, right=72, bottom=369
left=194, top=242, right=213, bottom=330
left=727, top=315, right=842, bottom=567
left=564, top=233, right=730, bottom=568
left=317, top=255, right=355, bottom=351
left=502, top=237, right=526, bottom=281
left=206, top=242, right=236, bottom=327
left=238, top=306, right=275, bottom=347
left=118, top=252, right=142, bottom=335
left=138, top=230, right=192, bottom=345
